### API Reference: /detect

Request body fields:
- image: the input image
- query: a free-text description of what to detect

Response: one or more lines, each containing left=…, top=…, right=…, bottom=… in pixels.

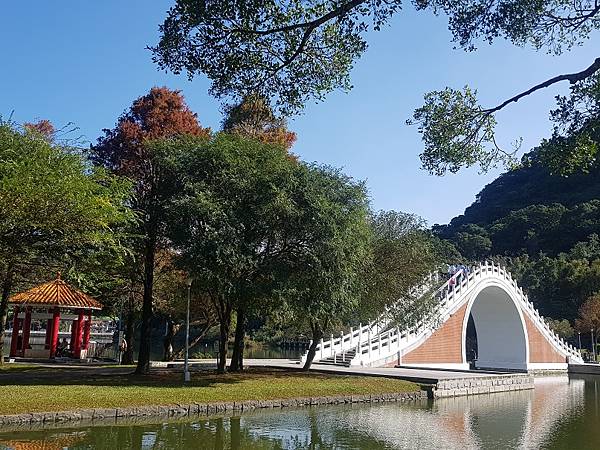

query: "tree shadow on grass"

left=0, top=366, right=342, bottom=389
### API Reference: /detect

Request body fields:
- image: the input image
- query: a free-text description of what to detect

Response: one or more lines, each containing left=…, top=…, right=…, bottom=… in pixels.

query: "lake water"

left=0, top=375, right=598, bottom=449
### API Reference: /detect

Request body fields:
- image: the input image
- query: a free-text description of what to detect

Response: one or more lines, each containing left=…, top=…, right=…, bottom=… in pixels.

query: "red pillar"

left=45, top=312, right=53, bottom=349
left=21, top=307, right=32, bottom=357
left=50, top=308, right=60, bottom=358
left=69, top=318, right=77, bottom=351
left=9, top=306, right=20, bottom=357
left=73, top=309, right=84, bottom=358
left=82, top=311, right=92, bottom=351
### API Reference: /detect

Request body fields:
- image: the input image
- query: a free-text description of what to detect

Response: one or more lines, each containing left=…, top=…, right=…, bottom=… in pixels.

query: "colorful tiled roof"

left=9, top=273, right=103, bottom=310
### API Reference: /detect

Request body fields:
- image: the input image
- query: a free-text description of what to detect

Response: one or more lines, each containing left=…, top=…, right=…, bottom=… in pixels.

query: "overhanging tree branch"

left=484, top=57, right=600, bottom=114
left=232, top=0, right=367, bottom=36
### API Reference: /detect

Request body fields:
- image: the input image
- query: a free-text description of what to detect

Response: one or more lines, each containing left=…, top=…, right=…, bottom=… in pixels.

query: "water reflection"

left=0, top=376, right=598, bottom=449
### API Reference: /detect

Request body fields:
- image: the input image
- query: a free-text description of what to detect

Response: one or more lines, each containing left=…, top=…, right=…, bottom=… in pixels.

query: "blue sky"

left=1, top=2, right=598, bottom=225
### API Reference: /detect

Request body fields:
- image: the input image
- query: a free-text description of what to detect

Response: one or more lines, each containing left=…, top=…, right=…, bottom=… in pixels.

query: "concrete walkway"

left=155, top=358, right=514, bottom=384
left=3, top=358, right=522, bottom=385
left=568, top=363, right=600, bottom=375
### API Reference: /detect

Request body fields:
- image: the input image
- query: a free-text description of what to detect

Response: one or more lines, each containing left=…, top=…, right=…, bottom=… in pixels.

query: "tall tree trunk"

left=217, top=320, right=229, bottom=374
left=0, top=264, right=15, bottom=365
left=229, top=306, right=246, bottom=372
left=303, top=321, right=323, bottom=371
left=122, top=296, right=136, bottom=365
left=135, top=232, right=156, bottom=374
left=163, top=317, right=179, bottom=361
left=216, top=298, right=232, bottom=374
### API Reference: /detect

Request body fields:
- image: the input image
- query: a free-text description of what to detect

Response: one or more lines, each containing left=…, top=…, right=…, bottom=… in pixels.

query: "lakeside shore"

left=0, top=364, right=422, bottom=427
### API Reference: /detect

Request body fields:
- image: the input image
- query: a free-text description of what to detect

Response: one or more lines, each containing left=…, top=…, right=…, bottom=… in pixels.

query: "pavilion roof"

left=9, top=274, right=103, bottom=310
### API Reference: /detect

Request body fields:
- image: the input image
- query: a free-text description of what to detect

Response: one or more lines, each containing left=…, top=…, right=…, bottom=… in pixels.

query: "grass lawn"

left=0, top=363, right=41, bottom=372
left=0, top=367, right=420, bottom=415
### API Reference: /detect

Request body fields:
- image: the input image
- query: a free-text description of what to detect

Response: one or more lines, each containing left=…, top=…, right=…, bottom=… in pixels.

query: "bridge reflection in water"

left=0, top=377, right=597, bottom=449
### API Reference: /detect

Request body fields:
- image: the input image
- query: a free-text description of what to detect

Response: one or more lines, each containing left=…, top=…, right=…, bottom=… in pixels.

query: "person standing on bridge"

left=447, top=265, right=456, bottom=278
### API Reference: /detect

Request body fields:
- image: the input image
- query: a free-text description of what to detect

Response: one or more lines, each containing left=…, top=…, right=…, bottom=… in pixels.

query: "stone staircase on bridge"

left=312, top=348, right=356, bottom=367
left=301, top=262, right=583, bottom=370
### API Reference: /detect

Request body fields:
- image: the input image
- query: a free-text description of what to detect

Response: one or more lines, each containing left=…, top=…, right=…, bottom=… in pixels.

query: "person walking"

left=119, top=337, right=128, bottom=364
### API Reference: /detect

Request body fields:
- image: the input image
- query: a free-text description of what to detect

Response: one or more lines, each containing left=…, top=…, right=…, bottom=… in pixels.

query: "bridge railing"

left=300, top=271, right=443, bottom=364
left=347, top=261, right=582, bottom=366
left=303, top=261, right=582, bottom=366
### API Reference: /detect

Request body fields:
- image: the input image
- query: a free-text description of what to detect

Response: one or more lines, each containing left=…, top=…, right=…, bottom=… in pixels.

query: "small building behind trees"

left=8, top=273, right=103, bottom=359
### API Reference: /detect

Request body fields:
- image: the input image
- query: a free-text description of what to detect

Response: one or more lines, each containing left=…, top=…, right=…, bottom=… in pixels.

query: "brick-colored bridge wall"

left=524, top=314, right=565, bottom=363
left=403, top=304, right=468, bottom=364
left=401, top=302, right=565, bottom=365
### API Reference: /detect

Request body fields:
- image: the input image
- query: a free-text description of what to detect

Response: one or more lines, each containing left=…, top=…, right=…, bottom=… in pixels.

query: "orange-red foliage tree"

left=91, top=87, right=210, bottom=373
left=576, top=293, right=600, bottom=356
left=222, top=93, right=296, bottom=151
left=23, top=119, right=55, bottom=140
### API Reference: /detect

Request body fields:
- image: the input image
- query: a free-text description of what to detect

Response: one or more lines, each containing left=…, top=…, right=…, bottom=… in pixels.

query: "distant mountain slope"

left=439, top=163, right=600, bottom=231
left=434, top=154, right=600, bottom=259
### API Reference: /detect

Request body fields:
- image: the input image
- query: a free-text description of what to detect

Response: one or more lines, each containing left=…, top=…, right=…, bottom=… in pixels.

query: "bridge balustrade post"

left=320, top=338, right=324, bottom=360
left=368, top=329, right=372, bottom=361
left=331, top=334, right=334, bottom=356
left=340, top=331, right=344, bottom=351
left=349, top=327, right=353, bottom=347
left=358, top=325, right=362, bottom=350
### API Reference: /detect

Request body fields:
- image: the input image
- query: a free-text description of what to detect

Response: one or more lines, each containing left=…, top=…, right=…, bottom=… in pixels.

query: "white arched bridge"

left=301, top=262, right=583, bottom=371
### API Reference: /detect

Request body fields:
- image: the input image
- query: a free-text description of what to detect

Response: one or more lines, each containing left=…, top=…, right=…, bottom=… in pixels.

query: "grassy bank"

left=0, top=367, right=419, bottom=415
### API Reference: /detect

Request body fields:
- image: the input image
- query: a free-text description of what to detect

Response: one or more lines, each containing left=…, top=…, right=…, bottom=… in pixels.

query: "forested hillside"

left=435, top=152, right=600, bottom=323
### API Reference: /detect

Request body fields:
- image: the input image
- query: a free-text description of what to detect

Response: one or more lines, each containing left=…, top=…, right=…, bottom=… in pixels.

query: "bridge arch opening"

left=464, top=285, right=528, bottom=371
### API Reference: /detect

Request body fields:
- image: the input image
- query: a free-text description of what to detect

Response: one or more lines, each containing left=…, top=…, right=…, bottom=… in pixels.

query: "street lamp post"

left=592, top=328, right=597, bottom=363
left=184, top=277, right=193, bottom=383
left=578, top=332, right=582, bottom=351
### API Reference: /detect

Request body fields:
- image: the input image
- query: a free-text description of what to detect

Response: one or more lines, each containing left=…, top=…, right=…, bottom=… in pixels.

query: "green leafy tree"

left=223, top=93, right=297, bottom=150
left=0, top=122, right=133, bottom=363
left=452, top=224, right=492, bottom=261
left=359, top=211, right=448, bottom=328
left=153, top=1, right=599, bottom=174
left=536, top=72, right=600, bottom=175
left=410, top=1, right=600, bottom=175
left=547, top=318, right=575, bottom=340
left=163, top=133, right=302, bottom=373
left=283, top=164, right=371, bottom=370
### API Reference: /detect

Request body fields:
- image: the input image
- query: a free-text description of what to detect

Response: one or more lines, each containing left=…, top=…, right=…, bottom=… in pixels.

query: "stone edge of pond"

left=434, top=374, right=535, bottom=398
left=0, top=390, right=427, bottom=432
